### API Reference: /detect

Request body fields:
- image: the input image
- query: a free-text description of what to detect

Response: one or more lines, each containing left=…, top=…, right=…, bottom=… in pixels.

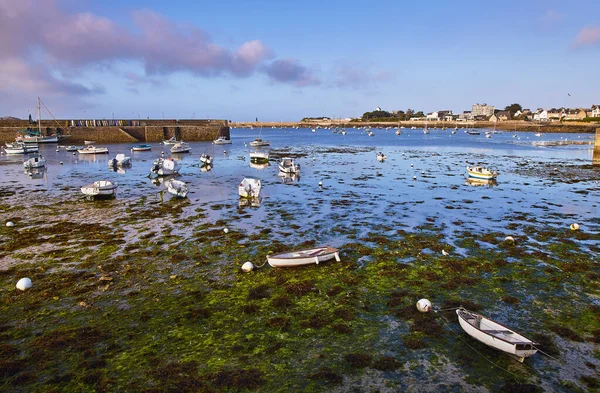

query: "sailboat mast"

left=37, top=97, right=42, bottom=135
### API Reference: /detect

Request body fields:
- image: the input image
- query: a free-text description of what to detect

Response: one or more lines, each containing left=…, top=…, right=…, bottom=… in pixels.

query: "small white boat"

left=78, top=145, right=109, bottom=154
left=151, top=157, right=181, bottom=176
left=456, top=307, right=539, bottom=363
left=162, top=136, right=179, bottom=145
left=278, top=157, right=300, bottom=173
left=131, top=144, right=152, bottom=152
left=170, top=142, right=191, bottom=153
left=108, top=153, right=131, bottom=167
left=267, top=246, right=340, bottom=268
left=238, top=176, right=261, bottom=198
left=250, top=151, right=269, bottom=163
left=213, top=136, right=232, bottom=145
left=16, top=134, right=59, bottom=143
left=84, top=140, right=96, bottom=145
left=200, top=153, right=213, bottom=165
left=23, top=153, right=46, bottom=169
left=80, top=180, right=118, bottom=198
left=395, top=129, right=402, bottom=135
left=3, top=142, right=39, bottom=154
left=535, top=133, right=542, bottom=137
left=466, top=165, right=499, bottom=180
left=367, top=131, right=375, bottom=137
left=341, top=130, right=347, bottom=135
left=249, top=137, right=270, bottom=147
left=64, top=145, right=83, bottom=152
left=164, top=179, right=188, bottom=198
left=376, top=152, right=387, bottom=161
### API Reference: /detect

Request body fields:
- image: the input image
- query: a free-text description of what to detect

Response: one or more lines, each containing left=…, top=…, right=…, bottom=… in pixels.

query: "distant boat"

left=200, top=153, right=213, bottom=166
left=238, top=176, right=261, bottom=198
left=467, top=131, right=481, bottom=135
left=466, top=165, right=499, bottom=180
left=151, top=157, right=181, bottom=176
left=84, top=140, right=96, bottom=145
left=78, top=145, right=109, bottom=154
left=278, top=157, right=300, bottom=174
left=213, top=136, right=232, bottom=145
left=267, top=246, right=340, bottom=268
left=64, top=145, right=83, bottom=152
left=162, top=136, right=178, bottom=145
left=456, top=307, right=539, bottom=363
left=16, top=98, right=60, bottom=144
left=23, top=153, right=46, bottom=169
left=170, top=142, right=191, bottom=153
left=131, top=144, right=152, bottom=152
left=3, top=142, right=39, bottom=154
left=164, top=179, right=188, bottom=198
left=80, top=180, right=118, bottom=199
left=535, top=133, right=542, bottom=137
left=249, top=137, right=270, bottom=147
left=376, top=152, right=387, bottom=161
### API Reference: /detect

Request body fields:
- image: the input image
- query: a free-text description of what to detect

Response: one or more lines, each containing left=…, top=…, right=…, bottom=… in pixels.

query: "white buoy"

left=223, top=228, right=229, bottom=234
left=16, top=277, right=32, bottom=291
left=6, top=221, right=14, bottom=227
left=416, top=299, right=432, bottom=313
left=318, top=181, right=322, bottom=188
left=413, top=176, right=417, bottom=180
left=570, top=223, right=580, bottom=231
left=505, top=236, right=515, bottom=242
left=241, top=261, right=254, bottom=272
left=59, top=161, right=63, bottom=165
left=161, top=151, right=165, bottom=155
left=72, top=152, right=75, bottom=155
left=421, top=171, right=425, bottom=175
left=410, top=164, right=414, bottom=167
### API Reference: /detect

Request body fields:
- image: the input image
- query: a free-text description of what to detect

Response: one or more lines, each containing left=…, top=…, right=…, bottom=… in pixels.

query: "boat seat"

left=482, top=330, right=513, bottom=334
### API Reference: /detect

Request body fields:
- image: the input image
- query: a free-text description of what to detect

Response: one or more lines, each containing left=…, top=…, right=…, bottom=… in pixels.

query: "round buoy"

left=318, top=181, right=322, bottom=187
left=504, top=236, right=515, bottom=242
left=16, top=277, right=32, bottom=291
left=6, top=221, right=14, bottom=227
left=161, top=151, right=165, bottom=155
left=416, top=299, right=432, bottom=313
left=410, top=164, right=414, bottom=167
left=413, top=176, right=417, bottom=180
left=570, top=223, right=580, bottom=231
left=241, top=262, right=254, bottom=272
left=55, top=149, right=59, bottom=152
left=223, top=228, right=229, bottom=234
left=421, top=171, right=425, bottom=175
left=72, top=152, right=75, bottom=155
left=59, top=161, right=63, bottom=165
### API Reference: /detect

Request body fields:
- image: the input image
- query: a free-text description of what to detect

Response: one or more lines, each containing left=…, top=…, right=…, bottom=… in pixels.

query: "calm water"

left=1, top=127, right=598, bottom=248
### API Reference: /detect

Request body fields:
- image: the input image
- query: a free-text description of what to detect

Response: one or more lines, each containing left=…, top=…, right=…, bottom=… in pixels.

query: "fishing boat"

left=16, top=98, right=61, bottom=143
left=170, top=142, right=191, bottom=153
left=3, top=142, right=39, bottom=154
left=78, top=145, right=109, bottom=154
left=267, top=246, right=340, bottom=268
left=151, top=157, right=181, bottom=176
left=131, top=144, right=152, bottom=152
left=249, top=151, right=269, bottom=163
left=466, top=165, right=499, bottom=180
left=80, top=180, right=118, bottom=198
left=249, top=137, right=270, bottom=147
left=84, top=140, right=96, bottom=145
left=108, top=153, right=131, bottom=167
left=456, top=307, right=539, bottom=362
left=200, top=153, right=213, bottom=166
left=213, top=136, right=232, bottom=145
left=164, top=179, right=188, bottom=198
left=23, top=153, right=46, bottom=169
left=278, top=157, right=300, bottom=174
left=238, top=176, right=261, bottom=198
left=376, top=152, right=387, bottom=161
left=162, top=136, right=178, bottom=145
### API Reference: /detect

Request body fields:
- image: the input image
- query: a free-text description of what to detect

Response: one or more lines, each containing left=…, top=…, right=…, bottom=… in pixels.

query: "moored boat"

left=108, top=153, right=131, bottom=167
left=170, top=142, right=191, bottom=153
left=64, top=145, right=83, bottom=152
left=3, top=142, right=39, bottom=154
left=162, top=136, right=179, bottom=145
left=238, top=176, right=261, bottom=198
left=16, top=134, right=59, bottom=143
left=267, top=246, right=340, bottom=268
left=249, top=137, right=270, bottom=147
left=456, top=307, right=539, bottom=362
left=151, top=157, right=181, bottom=176
left=84, top=140, right=96, bottom=145
left=200, top=153, right=213, bottom=166
left=466, top=165, right=499, bottom=180
left=278, top=157, right=300, bottom=173
left=78, top=145, right=109, bottom=154
left=376, top=152, right=387, bottom=161
left=164, top=179, right=188, bottom=198
left=213, top=136, right=232, bottom=145
left=80, top=180, right=118, bottom=198
left=23, top=153, right=46, bottom=169
left=131, top=144, right=152, bottom=152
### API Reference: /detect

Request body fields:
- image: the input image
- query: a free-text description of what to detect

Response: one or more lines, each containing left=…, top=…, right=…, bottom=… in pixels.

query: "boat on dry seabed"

left=456, top=307, right=539, bottom=362
left=80, top=180, right=118, bottom=199
left=267, top=246, right=340, bottom=268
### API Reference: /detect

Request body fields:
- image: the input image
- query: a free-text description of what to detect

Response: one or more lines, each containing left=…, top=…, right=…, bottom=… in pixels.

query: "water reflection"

left=238, top=197, right=261, bottom=208
left=25, top=167, right=47, bottom=180
left=278, top=172, right=300, bottom=184
left=200, top=164, right=213, bottom=172
left=465, top=178, right=498, bottom=187
left=249, top=161, right=270, bottom=170
left=151, top=174, right=178, bottom=186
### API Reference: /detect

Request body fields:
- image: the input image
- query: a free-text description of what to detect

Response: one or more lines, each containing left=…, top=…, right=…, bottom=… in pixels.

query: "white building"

left=426, top=112, right=439, bottom=120
left=533, top=109, right=548, bottom=122
left=591, top=105, right=600, bottom=117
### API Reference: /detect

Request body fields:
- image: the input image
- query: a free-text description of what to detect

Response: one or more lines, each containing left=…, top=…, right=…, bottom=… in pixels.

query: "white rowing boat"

left=456, top=307, right=539, bottom=362
left=164, top=179, right=188, bottom=198
left=80, top=180, right=118, bottom=198
left=267, top=246, right=340, bottom=268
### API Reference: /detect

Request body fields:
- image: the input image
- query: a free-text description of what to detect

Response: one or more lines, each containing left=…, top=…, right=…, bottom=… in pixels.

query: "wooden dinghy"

left=267, top=246, right=340, bottom=268
left=456, top=307, right=538, bottom=362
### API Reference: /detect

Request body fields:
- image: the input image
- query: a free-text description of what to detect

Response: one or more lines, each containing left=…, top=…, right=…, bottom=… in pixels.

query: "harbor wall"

left=0, top=119, right=229, bottom=144
left=594, top=128, right=600, bottom=165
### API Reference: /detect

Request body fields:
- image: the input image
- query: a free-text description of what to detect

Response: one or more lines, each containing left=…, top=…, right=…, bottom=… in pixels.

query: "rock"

left=16, top=277, right=32, bottom=291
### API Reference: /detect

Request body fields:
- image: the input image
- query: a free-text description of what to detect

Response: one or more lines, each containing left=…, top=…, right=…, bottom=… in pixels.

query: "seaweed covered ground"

left=0, top=136, right=599, bottom=393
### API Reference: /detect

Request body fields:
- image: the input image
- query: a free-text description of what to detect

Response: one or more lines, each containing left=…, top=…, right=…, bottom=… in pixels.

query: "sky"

left=1, top=0, right=599, bottom=121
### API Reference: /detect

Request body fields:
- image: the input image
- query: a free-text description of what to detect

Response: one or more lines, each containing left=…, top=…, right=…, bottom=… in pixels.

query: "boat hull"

left=267, top=247, right=340, bottom=268
left=81, top=181, right=118, bottom=198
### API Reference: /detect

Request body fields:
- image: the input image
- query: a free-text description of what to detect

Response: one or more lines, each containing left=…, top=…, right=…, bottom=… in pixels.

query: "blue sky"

left=1, top=0, right=599, bottom=121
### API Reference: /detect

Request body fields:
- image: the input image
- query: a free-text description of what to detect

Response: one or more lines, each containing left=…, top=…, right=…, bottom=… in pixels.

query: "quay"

left=0, top=118, right=229, bottom=144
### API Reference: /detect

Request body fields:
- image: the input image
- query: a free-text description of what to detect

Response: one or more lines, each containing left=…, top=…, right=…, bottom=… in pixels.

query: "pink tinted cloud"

left=573, top=27, right=600, bottom=47
left=333, top=66, right=394, bottom=89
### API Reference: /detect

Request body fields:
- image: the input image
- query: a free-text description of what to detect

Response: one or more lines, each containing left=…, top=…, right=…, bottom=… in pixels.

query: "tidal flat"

left=1, top=128, right=599, bottom=392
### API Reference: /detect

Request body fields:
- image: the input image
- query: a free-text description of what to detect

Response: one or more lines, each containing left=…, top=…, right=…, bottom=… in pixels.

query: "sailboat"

left=250, top=121, right=270, bottom=147
left=16, top=98, right=60, bottom=143
left=423, top=119, right=430, bottom=134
